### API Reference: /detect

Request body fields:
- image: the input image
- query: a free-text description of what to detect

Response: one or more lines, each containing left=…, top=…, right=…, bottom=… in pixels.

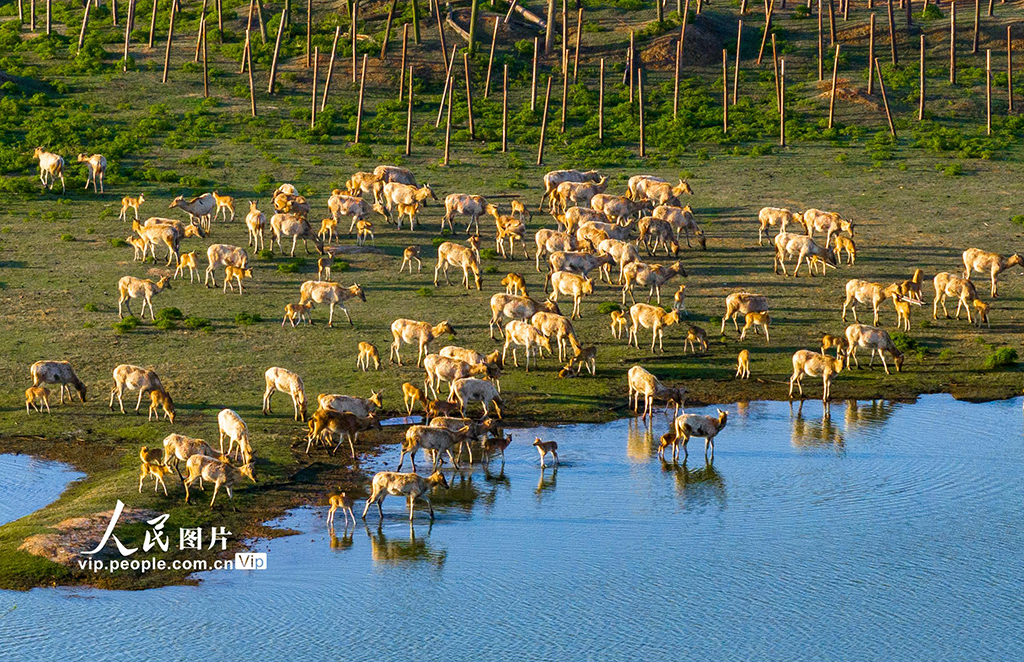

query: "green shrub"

left=480, top=248, right=499, bottom=260
left=597, top=302, right=622, bottom=315
left=183, top=316, right=212, bottom=329
left=112, top=316, right=140, bottom=333
left=108, top=237, right=129, bottom=247
left=431, top=237, right=448, bottom=247
left=982, top=347, right=1018, bottom=370
left=943, top=162, right=963, bottom=177
left=234, top=311, right=263, bottom=325
left=60, top=233, right=75, bottom=242
left=332, top=260, right=350, bottom=272
left=1010, top=215, right=1024, bottom=227
left=278, top=258, right=306, bottom=273
left=484, top=265, right=498, bottom=274
left=257, top=248, right=274, bottom=260
left=891, top=332, right=920, bottom=354
left=415, top=287, right=433, bottom=297
left=83, top=303, right=98, bottom=312
left=155, top=319, right=177, bottom=331
left=156, top=307, right=184, bottom=321
left=920, top=4, right=943, bottom=19
left=938, top=349, right=954, bottom=361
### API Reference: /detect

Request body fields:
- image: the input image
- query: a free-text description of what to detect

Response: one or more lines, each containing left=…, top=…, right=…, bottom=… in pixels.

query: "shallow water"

left=2, top=395, right=1024, bottom=661
left=0, top=454, right=83, bottom=527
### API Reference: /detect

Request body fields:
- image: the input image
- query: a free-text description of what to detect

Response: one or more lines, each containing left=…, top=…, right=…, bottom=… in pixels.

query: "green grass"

left=3, top=0, right=1024, bottom=590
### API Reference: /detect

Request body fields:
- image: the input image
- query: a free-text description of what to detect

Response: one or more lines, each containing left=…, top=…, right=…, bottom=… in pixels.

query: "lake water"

left=2, top=395, right=1023, bottom=661
left=0, top=454, right=83, bottom=527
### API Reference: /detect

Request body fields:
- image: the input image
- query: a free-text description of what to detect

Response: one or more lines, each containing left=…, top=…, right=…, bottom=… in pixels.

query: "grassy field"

left=2, top=0, right=1024, bottom=589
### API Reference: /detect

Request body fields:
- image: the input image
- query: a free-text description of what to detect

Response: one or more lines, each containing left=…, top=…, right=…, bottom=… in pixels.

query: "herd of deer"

left=27, top=153, right=1023, bottom=522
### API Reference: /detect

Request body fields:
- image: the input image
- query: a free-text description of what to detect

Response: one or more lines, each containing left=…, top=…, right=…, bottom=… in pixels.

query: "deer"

left=621, top=261, right=686, bottom=305
left=451, top=377, right=504, bottom=419
left=892, top=295, right=913, bottom=331
left=374, top=164, right=418, bottom=186
left=539, top=169, right=603, bottom=211
left=739, top=312, right=772, bottom=343
left=653, top=204, right=706, bottom=250
left=511, top=199, right=531, bottom=222
left=212, top=192, right=235, bottom=222
left=169, top=193, right=217, bottom=231
left=840, top=279, right=899, bottom=327
left=139, top=458, right=174, bottom=496
left=328, top=190, right=382, bottom=233
left=627, top=365, right=686, bottom=420
left=597, top=238, right=641, bottom=284
left=326, top=492, right=356, bottom=528
left=357, top=342, right=381, bottom=371
left=30, top=360, right=86, bottom=404
left=638, top=216, right=681, bottom=257
left=789, top=350, right=845, bottom=402
left=25, top=386, right=50, bottom=414
left=834, top=235, right=856, bottom=265
left=441, top=194, right=491, bottom=234
left=578, top=218, right=636, bottom=242
left=282, top=302, right=313, bottom=327
left=545, top=251, right=614, bottom=287
left=399, top=246, right=423, bottom=273
left=802, top=209, right=853, bottom=248
left=559, top=205, right=606, bottom=233
left=973, top=299, right=991, bottom=328
left=548, top=271, right=594, bottom=319
left=736, top=349, right=750, bottom=379
left=821, top=334, right=847, bottom=359
left=502, top=272, right=529, bottom=296
left=895, top=268, right=925, bottom=303
left=183, top=455, right=256, bottom=510
left=318, top=217, right=340, bottom=245
left=494, top=214, right=529, bottom=259
left=218, top=408, right=253, bottom=464
left=403, top=382, right=429, bottom=416
left=533, top=438, right=559, bottom=467
left=299, top=281, right=366, bottom=327
left=355, top=219, right=375, bottom=246
left=428, top=416, right=501, bottom=464
left=33, top=147, right=65, bottom=193
left=262, top=366, right=307, bottom=421
left=628, top=303, right=681, bottom=353
left=423, top=354, right=491, bottom=400
left=502, top=320, right=552, bottom=371
left=481, top=433, right=514, bottom=467
left=721, top=292, right=769, bottom=334
left=346, top=171, right=383, bottom=198
left=222, top=265, right=253, bottom=294
left=756, top=207, right=802, bottom=245
left=845, top=324, right=905, bottom=375
left=534, top=229, right=580, bottom=272
left=204, top=243, right=249, bottom=288
left=132, top=220, right=183, bottom=266
left=399, top=425, right=474, bottom=472
left=361, top=471, right=450, bottom=522
left=382, top=183, right=437, bottom=225
left=610, top=310, right=629, bottom=339
left=147, top=389, right=176, bottom=424
left=305, top=409, right=381, bottom=458
left=773, top=232, right=836, bottom=277
left=589, top=192, right=646, bottom=224
left=395, top=201, right=422, bottom=231
left=435, top=240, right=482, bottom=290
left=317, top=391, right=383, bottom=419
left=962, top=248, right=1024, bottom=298
left=489, top=293, right=561, bottom=339
left=119, top=194, right=145, bottom=221
left=569, top=344, right=597, bottom=376
left=530, top=311, right=583, bottom=362
left=318, top=255, right=332, bottom=280
left=270, top=213, right=324, bottom=256
left=439, top=346, right=503, bottom=390
left=117, top=275, right=171, bottom=320
left=684, top=325, right=709, bottom=354
left=933, top=272, right=980, bottom=322
left=173, top=251, right=200, bottom=282
left=109, top=364, right=167, bottom=415
left=642, top=179, right=693, bottom=207
left=554, top=178, right=609, bottom=213
left=669, top=409, right=729, bottom=462
left=162, top=434, right=224, bottom=479
left=390, top=319, right=456, bottom=366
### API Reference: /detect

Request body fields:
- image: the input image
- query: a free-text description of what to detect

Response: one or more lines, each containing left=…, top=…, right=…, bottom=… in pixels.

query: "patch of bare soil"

left=814, top=77, right=882, bottom=110
left=20, top=508, right=163, bottom=566
left=641, top=22, right=724, bottom=69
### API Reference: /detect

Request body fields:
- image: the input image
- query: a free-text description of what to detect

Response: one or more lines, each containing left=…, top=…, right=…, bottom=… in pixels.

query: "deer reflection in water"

left=790, top=400, right=844, bottom=450
left=366, top=523, right=447, bottom=569
left=535, top=467, right=557, bottom=504
left=328, top=525, right=354, bottom=552
left=626, top=418, right=655, bottom=462
left=659, top=459, right=726, bottom=510
left=843, top=399, right=899, bottom=434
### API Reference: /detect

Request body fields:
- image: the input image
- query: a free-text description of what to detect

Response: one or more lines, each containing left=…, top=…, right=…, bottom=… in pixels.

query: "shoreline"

left=1, top=385, right=1020, bottom=592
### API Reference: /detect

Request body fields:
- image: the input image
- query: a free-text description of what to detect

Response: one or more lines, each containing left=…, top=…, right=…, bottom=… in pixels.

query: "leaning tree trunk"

left=468, top=0, right=478, bottom=53
left=544, top=0, right=555, bottom=52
